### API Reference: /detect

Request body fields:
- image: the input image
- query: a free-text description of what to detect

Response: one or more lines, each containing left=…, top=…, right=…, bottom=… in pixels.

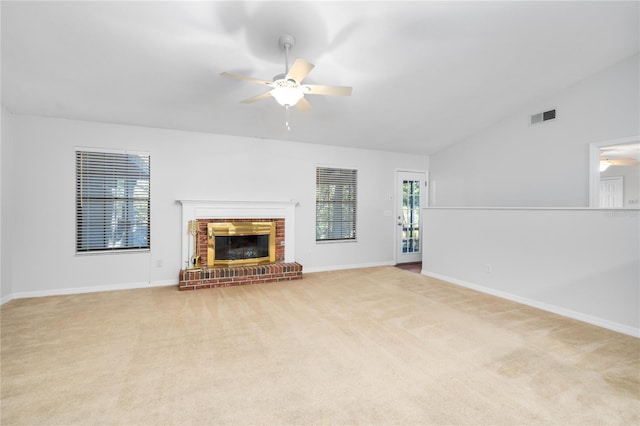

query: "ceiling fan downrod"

left=279, top=34, right=296, bottom=131
left=279, top=34, right=295, bottom=77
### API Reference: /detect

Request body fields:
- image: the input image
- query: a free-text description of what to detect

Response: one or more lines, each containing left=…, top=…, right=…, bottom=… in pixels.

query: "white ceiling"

left=601, top=143, right=640, bottom=161
left=2, top=1, right=638, bottom=155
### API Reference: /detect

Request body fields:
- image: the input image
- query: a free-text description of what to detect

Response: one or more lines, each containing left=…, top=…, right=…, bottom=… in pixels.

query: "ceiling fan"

left=220, top=34, right=352, bottom=129
left=599, top=143, right=640, bottom=171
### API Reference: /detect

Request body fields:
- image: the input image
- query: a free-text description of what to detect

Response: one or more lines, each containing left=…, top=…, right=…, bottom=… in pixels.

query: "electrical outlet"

left=156, top=259, right=163, bottom=268
left=485, top=264, right=492, bottom=274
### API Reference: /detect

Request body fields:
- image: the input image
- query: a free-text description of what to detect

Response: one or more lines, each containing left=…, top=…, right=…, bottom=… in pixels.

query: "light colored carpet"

left=1, top=266, right=638, bottom=425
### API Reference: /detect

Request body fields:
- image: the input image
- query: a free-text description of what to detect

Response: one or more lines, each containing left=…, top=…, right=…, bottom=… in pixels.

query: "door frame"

left=395, top=169, right=428, bottom=265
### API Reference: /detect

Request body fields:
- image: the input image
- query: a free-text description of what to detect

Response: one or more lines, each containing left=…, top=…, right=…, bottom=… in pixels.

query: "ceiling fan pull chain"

left=285, top=105, right=291, bottom=131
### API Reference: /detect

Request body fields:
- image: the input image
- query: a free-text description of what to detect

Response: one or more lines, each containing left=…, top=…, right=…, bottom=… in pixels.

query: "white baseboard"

left=421, top=270, right=639, bottom=338
left=8, top=279, right=178, bottom=301
left=303, top=261, right=395, bottom=274
left=1, top=294, right=14, bottom=306
left=150, top=279, right=179, bottom=287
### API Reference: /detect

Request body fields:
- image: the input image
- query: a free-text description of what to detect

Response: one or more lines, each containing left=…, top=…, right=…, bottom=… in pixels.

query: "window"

left=76, top=149, right=150, bottom=252
left=316, top=167, right=357, bottom=241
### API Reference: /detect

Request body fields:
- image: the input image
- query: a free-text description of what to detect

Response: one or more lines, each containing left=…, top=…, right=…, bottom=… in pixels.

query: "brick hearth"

left=179, top=262, right=303, bottom=291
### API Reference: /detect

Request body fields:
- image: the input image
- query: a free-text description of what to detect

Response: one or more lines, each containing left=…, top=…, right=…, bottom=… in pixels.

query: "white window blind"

left=76, top=150, right=150, bottom=252
left=316, top=167, right=357, bottom=241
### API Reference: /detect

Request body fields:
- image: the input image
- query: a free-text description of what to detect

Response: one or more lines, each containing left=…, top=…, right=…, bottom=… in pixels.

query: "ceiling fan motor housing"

left=278, top=34, right=296, bottom=49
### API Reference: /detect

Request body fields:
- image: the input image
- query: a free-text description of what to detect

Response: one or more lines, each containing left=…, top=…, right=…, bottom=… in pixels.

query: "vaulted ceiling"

left=2, top=1, right=638, bottom=155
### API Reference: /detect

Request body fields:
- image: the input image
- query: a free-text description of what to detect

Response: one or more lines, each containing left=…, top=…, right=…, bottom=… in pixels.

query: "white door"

left=600, top=176, right=624, bottom=208
left=397, top=171, right=427, bottom=264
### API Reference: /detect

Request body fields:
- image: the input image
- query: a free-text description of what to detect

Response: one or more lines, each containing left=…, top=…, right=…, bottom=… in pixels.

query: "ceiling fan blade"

left=296, top=97, right=312, bottom=112
left=241, top=91, right=272, bottom=104
left=286, top=59, right=314, bottom=83
left=304, top=84, right=352, bottom=96
left=220, top=72, right=273, bottom=87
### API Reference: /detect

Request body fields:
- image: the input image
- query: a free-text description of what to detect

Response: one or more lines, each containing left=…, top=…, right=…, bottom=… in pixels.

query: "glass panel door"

left=397, top=171, right=426, bottom=264
left=402, top=180, right=420, bottom=253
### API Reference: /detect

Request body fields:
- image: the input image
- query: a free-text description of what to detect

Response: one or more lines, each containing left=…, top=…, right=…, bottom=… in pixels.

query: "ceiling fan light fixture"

left=270, top=79, right=304, bottom=106
left=600, top=159, right=613, bottom=172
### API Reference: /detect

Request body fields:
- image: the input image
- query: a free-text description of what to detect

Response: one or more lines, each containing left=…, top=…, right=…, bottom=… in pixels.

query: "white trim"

left=303, top=260, right=395, bottom=274
left=316, top=163, right=360, bottom=172
left=395, top=170, right=428, bottom=265
left=75, top=248, right=151, bottom=257
left=424, top=206, right=639, bottom=211
left=421, top=270, right=639, bottom=338
left=395, top=168, right=429, bottom=175
left=151, top=279, right=179, bottom=287
left=315, top=239, right=358, bottom=245
left=1, top=294, right=14, bottom=305
left=9, top=280, right=177, bottom=301
left=74, top=145, right=150, bottom=156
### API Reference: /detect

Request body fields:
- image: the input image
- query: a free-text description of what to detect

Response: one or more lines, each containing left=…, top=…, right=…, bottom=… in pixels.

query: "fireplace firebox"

left=207, top=222, right=276, bottom=267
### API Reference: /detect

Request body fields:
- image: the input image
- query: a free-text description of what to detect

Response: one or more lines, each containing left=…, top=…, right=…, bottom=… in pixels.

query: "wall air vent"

left=530, top=108, right=556, bottom=125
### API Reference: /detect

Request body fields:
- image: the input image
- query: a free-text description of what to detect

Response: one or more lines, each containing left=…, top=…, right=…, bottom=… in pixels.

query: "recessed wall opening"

left=588, top=136, right=640, bottom=208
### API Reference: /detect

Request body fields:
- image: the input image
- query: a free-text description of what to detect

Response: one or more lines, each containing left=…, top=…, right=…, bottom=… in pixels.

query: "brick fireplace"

left=177, top=200, right=302, bottom=291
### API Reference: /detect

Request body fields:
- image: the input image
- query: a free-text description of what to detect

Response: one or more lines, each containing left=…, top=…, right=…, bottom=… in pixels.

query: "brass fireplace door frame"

left=207, top=222, right=276, bottom=267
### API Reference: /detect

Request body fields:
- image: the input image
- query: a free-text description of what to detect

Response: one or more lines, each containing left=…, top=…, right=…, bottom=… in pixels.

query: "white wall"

left=4, top=114, right=427, bottom=297
left=423, top=54, right=640, bottom=336
left=429, top=54, right=640, bottom=207
left=601, top=165, right=640, bottom=207
left=422, top=208, right=640, bottom=337
left=1, top=106, right=14, bottom=303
